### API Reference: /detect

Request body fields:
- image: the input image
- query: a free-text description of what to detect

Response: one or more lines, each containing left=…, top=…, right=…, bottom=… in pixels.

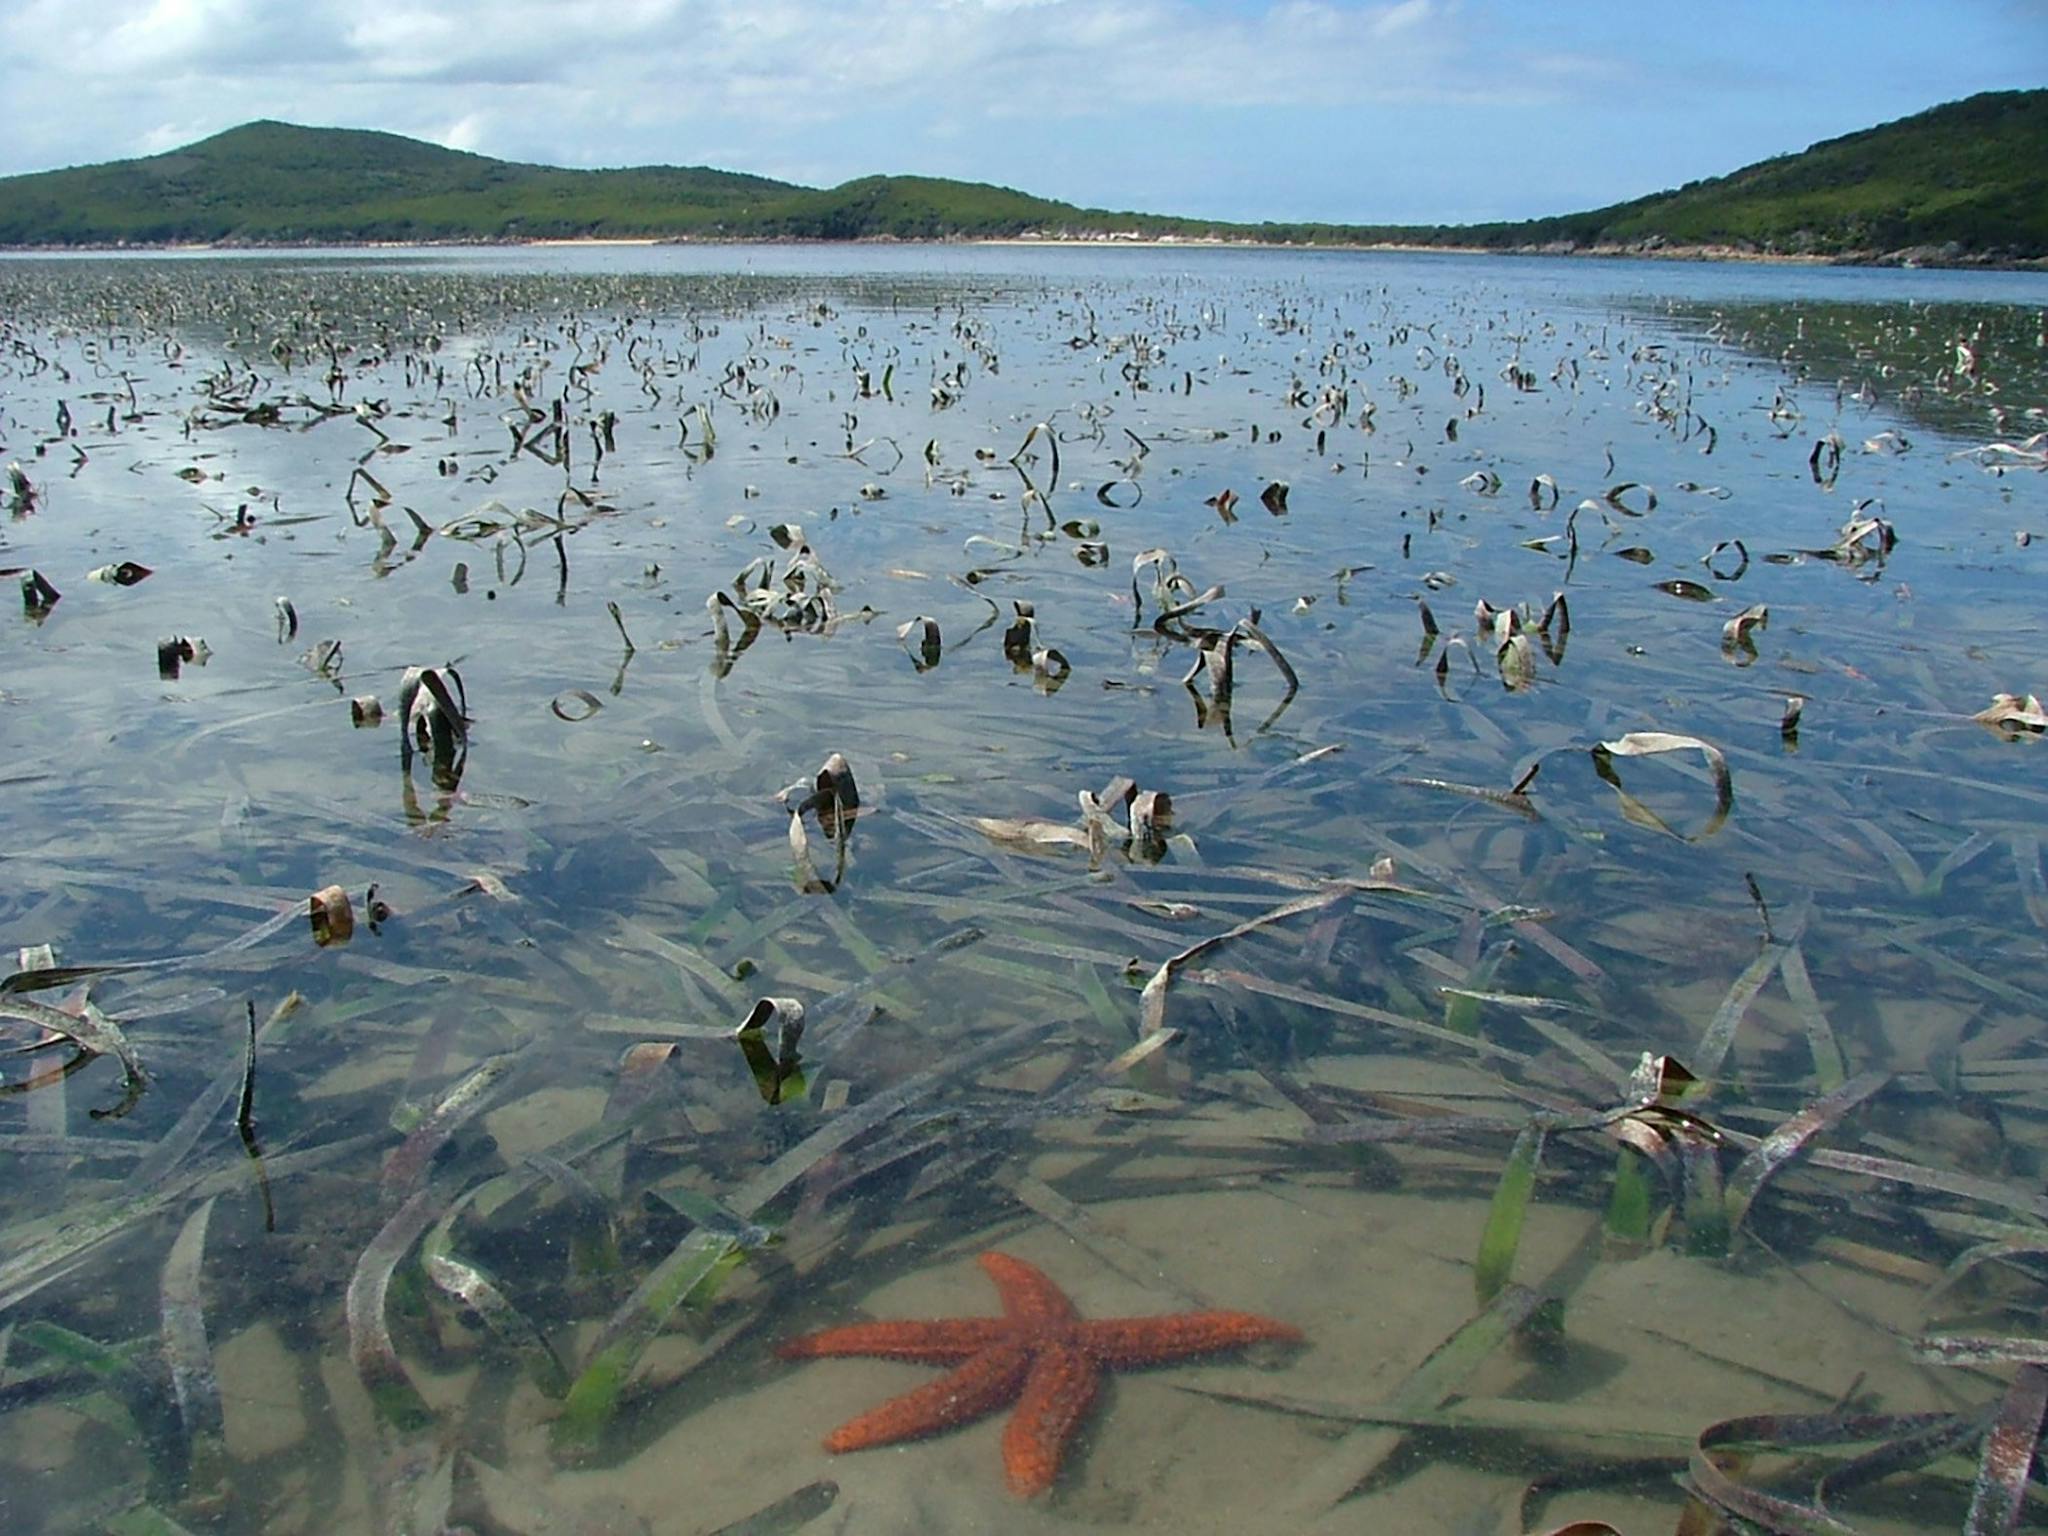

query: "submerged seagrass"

left=0, top=245, right=2045, bottom=1535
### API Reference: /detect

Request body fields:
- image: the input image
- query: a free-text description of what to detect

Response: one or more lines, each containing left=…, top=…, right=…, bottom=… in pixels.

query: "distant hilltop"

left=0, top=90, right=2041, bottom=263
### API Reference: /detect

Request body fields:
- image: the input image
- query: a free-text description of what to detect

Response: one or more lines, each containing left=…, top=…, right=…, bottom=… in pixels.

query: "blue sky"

left=0, top=0, right=2041, bottom=223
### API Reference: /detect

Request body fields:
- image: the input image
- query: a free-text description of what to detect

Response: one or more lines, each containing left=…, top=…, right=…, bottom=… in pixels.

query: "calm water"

left=2, top=245, right=2046, bottom=1536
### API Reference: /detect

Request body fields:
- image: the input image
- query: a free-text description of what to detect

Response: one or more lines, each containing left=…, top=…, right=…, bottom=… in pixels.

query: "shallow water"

left=1, top=245, right=2046, bottom=1536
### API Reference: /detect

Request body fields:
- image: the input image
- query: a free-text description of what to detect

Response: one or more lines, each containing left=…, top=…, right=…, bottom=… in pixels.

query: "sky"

left=0, top=0, right=2042, bottom=225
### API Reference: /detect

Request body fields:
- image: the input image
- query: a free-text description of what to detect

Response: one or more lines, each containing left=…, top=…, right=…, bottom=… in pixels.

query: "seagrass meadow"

left=2, top=243, right=2047, bottom=1535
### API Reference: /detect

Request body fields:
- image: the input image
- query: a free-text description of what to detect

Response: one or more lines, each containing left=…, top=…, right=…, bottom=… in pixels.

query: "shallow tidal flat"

left=1, top=245, right=2046, bottom=1535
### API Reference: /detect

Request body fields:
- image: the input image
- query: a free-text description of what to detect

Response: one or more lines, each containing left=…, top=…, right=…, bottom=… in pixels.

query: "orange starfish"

left=778, top=1250, right=1302, bottom=1496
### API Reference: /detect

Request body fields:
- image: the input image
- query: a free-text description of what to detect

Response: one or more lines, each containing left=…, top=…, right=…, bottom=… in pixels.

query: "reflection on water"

left=1, top=247, right=2046, bottom=1535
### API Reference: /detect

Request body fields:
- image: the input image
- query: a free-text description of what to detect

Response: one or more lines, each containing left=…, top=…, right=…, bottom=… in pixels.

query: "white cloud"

left=100, top=0, right=240, bottom=71
left=440, top=112, right=490, bottom=153
left=1371, top=0, right=1433, bottom=35
left=4, top=0, right=2023, bottom=222
left=0, top=0, right=1553, bottom=173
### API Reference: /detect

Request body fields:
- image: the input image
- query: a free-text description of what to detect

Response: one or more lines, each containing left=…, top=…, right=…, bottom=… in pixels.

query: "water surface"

left=2, top=244, right=2046, bottom=1536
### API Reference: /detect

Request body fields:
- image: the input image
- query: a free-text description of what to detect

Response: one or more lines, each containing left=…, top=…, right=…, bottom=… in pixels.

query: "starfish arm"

left=979, top=1251, right=1078, bottom=1328
left=819, top=1338, right=1035, bottom=1453
left=1002, top=1341, right=1100, bottom=1497
left=1077, top=1311, right=1303, bottom=1368
left=782, top=1253, right=1311, bottom=1498
left=777, top=1317, right=1010, bottom=1364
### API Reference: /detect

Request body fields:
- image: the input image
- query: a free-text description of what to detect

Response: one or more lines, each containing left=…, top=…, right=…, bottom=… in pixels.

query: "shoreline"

left=0, top=233, right=2040, bottom=271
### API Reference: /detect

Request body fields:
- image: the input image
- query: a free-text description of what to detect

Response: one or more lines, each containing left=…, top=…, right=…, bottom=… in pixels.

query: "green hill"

left=0, top=92, right=2041, bottom=259
left=0, top=121, right=799, bottom=244
left=1443, top=88, right=2048, bottom=259
left=0, top=119, right=1169, bottom=247
left=744, top=175, right=1136, bottom=242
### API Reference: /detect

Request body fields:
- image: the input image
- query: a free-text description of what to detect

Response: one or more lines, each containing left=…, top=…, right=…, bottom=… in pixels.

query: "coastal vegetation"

left=0, top=89, right=2041, bottom=259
